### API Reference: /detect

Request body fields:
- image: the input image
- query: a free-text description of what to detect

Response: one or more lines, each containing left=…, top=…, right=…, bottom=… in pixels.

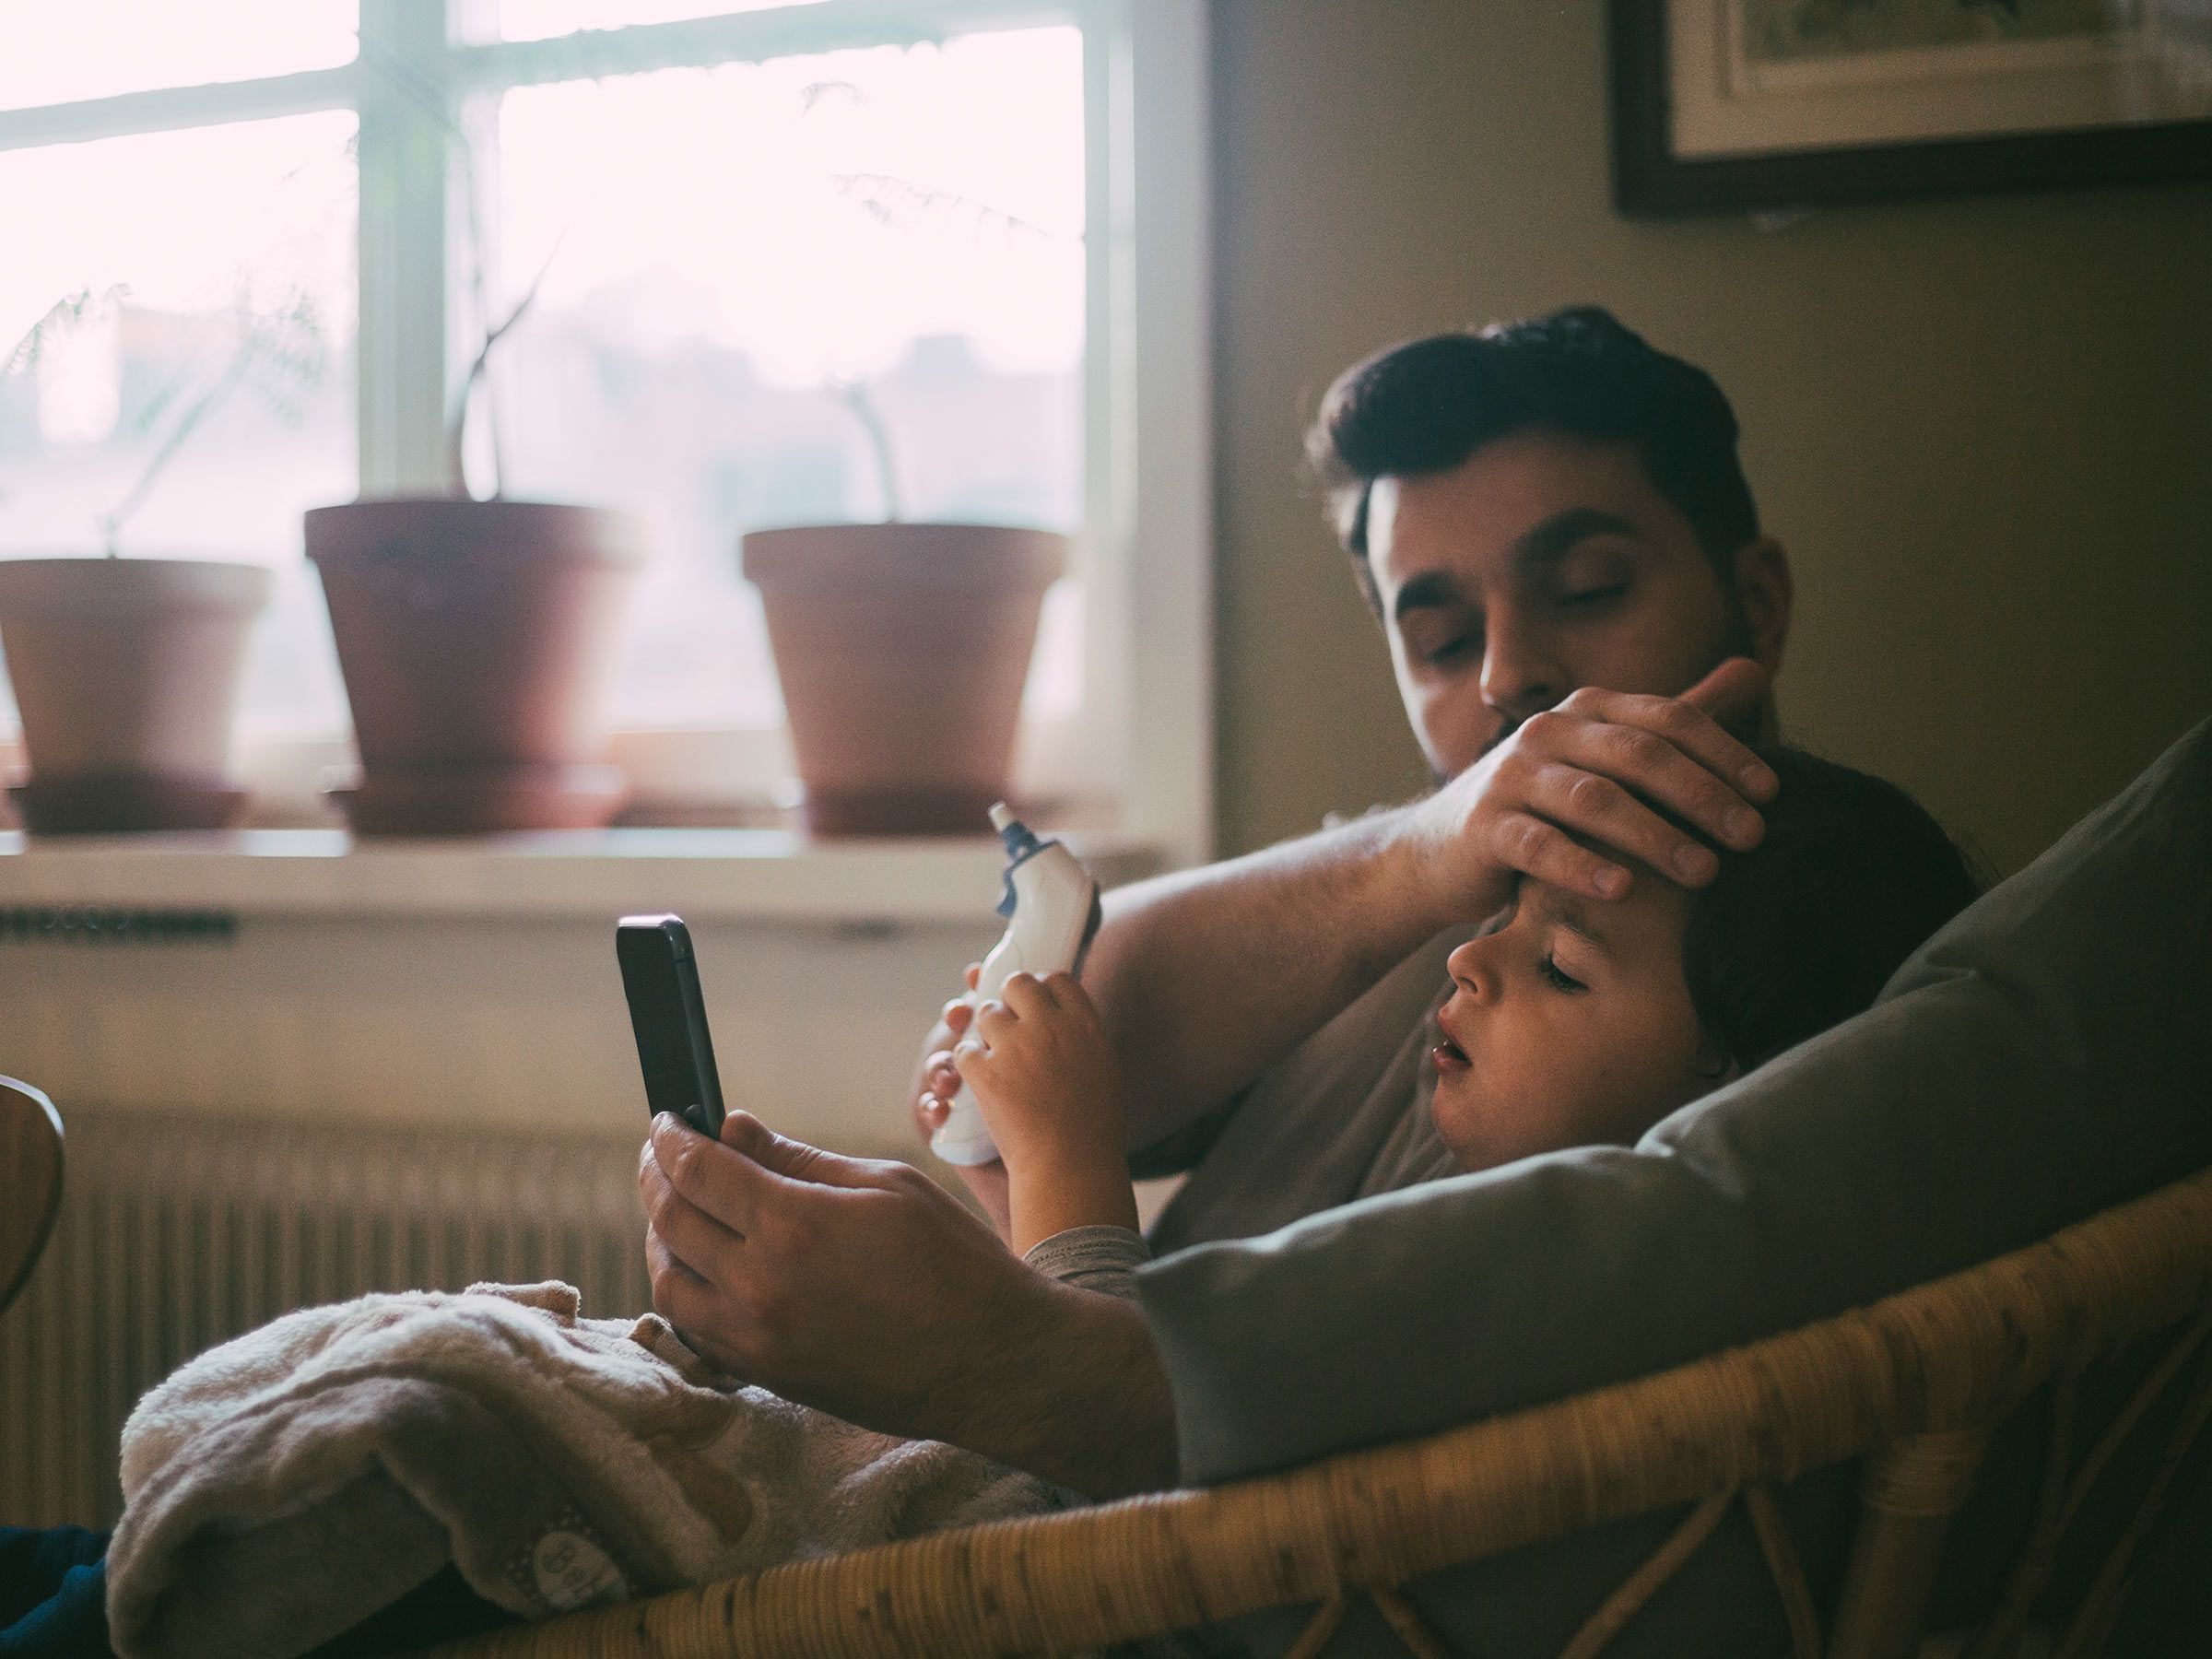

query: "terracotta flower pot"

left=305, top=499, right=644, bottom=834
left=741, top=524, right=1067, bottom=836
left=0, top=557, right=272, bottom=832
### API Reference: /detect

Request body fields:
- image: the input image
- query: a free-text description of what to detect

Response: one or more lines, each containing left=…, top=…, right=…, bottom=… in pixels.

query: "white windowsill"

left=0, top=828, right=1165, bottom=924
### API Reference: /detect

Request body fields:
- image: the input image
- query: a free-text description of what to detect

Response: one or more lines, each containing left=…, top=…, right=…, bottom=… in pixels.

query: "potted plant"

left=0, top=289, right=293, bottom=833
left=741, top=382, right=1067, bottom=837
left=304, top=262, right=645, bottom=835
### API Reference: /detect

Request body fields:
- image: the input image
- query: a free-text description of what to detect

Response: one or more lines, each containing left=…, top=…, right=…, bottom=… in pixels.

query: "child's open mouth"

left=1430, top=1039, right=1471, bottom=1074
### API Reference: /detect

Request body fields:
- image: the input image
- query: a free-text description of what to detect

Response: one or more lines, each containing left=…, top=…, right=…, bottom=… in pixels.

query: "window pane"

left=0, top=1, right=359, bottom=112
left=490, top=0, right=824, bottom=43
left=480, top=26, right=1085, bottom=730
left=0, top=113, right=359, bottom=741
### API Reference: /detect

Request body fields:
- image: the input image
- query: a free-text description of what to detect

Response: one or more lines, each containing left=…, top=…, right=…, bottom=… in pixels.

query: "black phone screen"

left=617, top=914, right=726, bottom=1139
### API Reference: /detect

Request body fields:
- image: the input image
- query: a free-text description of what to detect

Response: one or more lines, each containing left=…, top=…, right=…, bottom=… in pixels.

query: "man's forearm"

left=948, top=1278, right=1182, bottom=1499
left=1087, top=806, right=1450, bottom=1150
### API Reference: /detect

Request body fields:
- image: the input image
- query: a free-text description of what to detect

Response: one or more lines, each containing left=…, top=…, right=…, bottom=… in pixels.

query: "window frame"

left=0, top=0, right=1213, bottom=866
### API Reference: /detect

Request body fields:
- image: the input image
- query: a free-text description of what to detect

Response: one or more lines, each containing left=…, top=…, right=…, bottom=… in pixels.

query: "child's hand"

left=955, top=972, right=1124, bottom=1171
left=914, top=987, right=1012, bottom=1241
left=914, top=961, right=982, bottom=1119
left=918, top=1003, right=974, bottom=1113
left=953, top=972, right=1137, bottom=1254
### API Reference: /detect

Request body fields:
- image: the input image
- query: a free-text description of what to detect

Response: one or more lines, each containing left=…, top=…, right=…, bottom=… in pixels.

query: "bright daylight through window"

left=0, top=0, right=1207, bottom=850
left=489, top=32, right=1087, bottom=735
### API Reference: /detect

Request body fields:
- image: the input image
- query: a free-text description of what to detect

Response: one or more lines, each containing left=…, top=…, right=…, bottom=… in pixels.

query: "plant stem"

left=445, top=239, right=559, bottom=502
left=100, top=349, right=253, bottom=555
left=837, top=380, right=902, bottom=522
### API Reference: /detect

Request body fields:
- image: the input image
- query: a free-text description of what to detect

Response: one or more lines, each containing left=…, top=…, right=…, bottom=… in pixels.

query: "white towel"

left=105, top=1281, right=1068, bottom=1659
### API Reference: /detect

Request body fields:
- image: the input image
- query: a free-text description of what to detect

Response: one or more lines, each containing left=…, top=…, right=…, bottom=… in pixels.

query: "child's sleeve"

left=1022, top=1225, right=1151, bottom=1300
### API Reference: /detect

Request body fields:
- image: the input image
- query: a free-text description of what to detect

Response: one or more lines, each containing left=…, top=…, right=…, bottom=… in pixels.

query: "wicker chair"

left=0, top=1077, right=64, bottom=1324
left=429, top=1165, right=2212, bottom=1659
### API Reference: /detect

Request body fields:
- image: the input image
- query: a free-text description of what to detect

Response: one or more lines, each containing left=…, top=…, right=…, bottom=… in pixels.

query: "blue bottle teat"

left=989, top=801, right=1043, bottom=860
left=989, top=802, right=1048, bottom=916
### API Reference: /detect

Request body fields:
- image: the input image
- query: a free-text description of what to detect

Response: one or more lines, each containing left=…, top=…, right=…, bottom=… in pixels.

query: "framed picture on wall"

left=1610, top=0, right=2212, bottom=215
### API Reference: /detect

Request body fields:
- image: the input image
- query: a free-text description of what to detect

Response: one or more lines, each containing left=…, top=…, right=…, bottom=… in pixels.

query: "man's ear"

left=1732, top=537, right=1793, bottom=677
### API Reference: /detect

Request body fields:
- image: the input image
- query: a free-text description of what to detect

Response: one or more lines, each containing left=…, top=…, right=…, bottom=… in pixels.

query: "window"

left=0, top=0, right=1210, bottom=863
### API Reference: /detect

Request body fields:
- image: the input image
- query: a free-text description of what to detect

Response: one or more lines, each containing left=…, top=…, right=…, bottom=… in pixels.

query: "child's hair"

left=1683, top=748, right=1980, bottom=1073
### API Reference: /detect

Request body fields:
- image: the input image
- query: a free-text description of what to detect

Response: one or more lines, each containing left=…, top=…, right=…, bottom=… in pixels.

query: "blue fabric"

left=0, top=1529, right=513, bottom=1659
left=0, top=1529, right=112, bottom=1659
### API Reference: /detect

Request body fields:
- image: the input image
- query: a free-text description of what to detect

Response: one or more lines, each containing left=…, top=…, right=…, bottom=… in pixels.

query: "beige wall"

left=1210, top=1, right=2212, bottom=877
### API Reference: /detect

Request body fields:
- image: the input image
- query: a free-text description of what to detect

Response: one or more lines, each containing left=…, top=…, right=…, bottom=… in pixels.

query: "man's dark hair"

left=1306, top=306, right=1760, bottom=606
left=1684, top=748, right=1980, bottom=1074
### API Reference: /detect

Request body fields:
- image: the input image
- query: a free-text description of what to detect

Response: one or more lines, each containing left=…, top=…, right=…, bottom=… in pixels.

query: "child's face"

left=1430, top=871, right=1729, bottom=1172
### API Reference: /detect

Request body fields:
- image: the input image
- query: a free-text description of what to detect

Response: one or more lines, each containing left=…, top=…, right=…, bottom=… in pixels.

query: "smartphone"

left=617, top=913, right=725, bottom=1139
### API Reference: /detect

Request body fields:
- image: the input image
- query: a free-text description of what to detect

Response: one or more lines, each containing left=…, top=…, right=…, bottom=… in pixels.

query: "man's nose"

left=1479, top=604, right=1563, bottom=724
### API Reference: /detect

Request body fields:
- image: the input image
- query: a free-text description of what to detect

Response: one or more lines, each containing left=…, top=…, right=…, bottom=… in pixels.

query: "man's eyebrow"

left=1509, top=508, right=1641, bottom=574
left=1391, top=569, right=1460, bottom=621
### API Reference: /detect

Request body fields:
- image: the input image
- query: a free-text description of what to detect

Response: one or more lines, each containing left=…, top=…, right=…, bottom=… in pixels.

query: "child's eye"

left=1541, top=955, right=1587, bottom=993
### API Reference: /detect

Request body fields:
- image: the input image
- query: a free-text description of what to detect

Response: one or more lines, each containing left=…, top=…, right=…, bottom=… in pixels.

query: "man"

left=637, top=307, right=1793, bottom=1493
left=637, top=310, right=2212, bottom=1649
left=1104, top=309, right=1791, bottom=1251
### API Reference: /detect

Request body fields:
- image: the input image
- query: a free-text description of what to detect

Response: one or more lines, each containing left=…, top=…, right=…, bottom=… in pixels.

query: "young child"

left=926, top=747, right=1980, bottom=1241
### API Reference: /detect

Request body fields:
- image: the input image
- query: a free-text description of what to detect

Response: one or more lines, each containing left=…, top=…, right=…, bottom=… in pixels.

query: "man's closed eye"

left=1557, top=582, right=1628, bottom=612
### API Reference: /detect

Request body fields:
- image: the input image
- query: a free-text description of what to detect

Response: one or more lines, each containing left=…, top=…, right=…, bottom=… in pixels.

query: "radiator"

left=0, top=1104, right=653, bottom=1528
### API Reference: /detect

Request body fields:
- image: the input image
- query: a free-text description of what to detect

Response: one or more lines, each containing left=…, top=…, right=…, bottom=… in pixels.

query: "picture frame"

left=1609, top=0, right=2212, bottom=216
